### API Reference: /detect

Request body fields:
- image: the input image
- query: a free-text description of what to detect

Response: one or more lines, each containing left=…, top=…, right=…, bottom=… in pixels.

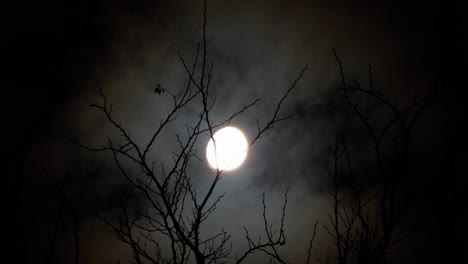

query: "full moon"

left=206, top=126, right=249, bottom=171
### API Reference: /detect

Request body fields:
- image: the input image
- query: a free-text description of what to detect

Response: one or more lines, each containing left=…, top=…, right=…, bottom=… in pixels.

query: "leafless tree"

left=40, top=161, right=100, bottom=264
left=77, top=1, right=307, bottom=263
left=321, top=50, right=438, bottom=264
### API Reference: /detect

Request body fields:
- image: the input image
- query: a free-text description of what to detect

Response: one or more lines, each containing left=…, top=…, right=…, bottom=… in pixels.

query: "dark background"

left=3, top=0, right=465, bottom=263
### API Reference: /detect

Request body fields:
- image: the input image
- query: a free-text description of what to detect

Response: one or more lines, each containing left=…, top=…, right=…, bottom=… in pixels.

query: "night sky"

left=3, top=0, right=465, bottom=263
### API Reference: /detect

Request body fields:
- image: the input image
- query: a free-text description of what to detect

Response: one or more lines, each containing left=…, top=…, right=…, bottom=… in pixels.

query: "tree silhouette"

left=77, top=1, right=307, bottom=263
left=320, top=50, right=438, bottom=264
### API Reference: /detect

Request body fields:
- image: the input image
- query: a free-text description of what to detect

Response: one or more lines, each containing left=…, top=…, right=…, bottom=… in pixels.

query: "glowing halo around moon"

left=206, top=126, right=249, bottom=171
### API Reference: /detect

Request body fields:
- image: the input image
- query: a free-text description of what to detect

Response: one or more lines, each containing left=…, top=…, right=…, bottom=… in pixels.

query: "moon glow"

left=206, top=127, right=249, bottom=171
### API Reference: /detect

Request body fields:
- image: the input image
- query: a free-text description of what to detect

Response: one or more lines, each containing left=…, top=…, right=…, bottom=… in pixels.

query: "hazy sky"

left=4, top=0, right=464, bottom=263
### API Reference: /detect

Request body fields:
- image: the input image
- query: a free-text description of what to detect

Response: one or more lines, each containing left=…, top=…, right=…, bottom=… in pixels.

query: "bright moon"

left=206, top=126, right=248, bottom=171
